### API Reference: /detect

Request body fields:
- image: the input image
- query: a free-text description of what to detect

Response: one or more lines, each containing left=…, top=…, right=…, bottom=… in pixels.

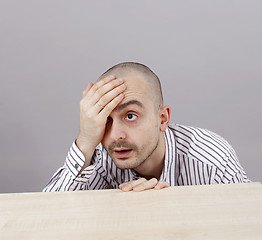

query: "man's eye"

left=125, top=114, right=137, bottom=121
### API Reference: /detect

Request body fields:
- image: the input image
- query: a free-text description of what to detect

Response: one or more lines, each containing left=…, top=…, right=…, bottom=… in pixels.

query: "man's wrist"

left=65, top=142, right=86, bottom=177
left=75, top=137, right=96, bottom=168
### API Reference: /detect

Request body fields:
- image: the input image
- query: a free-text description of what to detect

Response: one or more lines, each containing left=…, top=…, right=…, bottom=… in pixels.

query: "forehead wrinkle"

left=115, top=100, right=144, bottom=112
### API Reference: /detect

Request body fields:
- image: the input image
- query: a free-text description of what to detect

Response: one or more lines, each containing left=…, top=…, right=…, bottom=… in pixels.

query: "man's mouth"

left=113, top=148, right=133, bottom=158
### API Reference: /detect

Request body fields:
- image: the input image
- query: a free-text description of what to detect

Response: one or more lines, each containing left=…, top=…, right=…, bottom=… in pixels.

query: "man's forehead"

left=115, top=99, right=144, bottom=112
left=123, top=74, right=150, bottom=94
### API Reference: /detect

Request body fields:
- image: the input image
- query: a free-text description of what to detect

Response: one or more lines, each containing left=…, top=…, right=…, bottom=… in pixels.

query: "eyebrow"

left=116, top=99, right=144, bottom=112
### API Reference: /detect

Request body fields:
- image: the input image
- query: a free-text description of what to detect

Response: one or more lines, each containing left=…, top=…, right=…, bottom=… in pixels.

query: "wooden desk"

left=0, top=183, right=261, bottom=239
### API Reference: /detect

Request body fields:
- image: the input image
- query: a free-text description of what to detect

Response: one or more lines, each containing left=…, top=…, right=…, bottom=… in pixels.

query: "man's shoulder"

left=167, top=123, right=236, bottom=166
left=168, top=123, right=221, bottom=141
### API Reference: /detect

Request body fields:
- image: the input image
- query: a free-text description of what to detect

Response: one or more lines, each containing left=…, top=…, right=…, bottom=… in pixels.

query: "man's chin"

left=107, top=150, right=142, bottom=169
left=112, top=157, right=140, bottom=170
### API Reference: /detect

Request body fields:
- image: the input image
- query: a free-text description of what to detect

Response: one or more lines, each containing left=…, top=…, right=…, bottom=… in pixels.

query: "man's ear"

left=159, top=106, right=171, bottom=132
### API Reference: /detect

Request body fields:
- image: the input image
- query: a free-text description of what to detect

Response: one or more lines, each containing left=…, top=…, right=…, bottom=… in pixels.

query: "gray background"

left=1, top=0, right=261, bottom=193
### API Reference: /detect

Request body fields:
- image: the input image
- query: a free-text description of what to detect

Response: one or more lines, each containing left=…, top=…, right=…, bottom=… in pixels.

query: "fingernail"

left=118, top=78, right=124, bottom=84
left=109, top=75, right=115, bottom=80
left=119, top=84, right=126, bottom=90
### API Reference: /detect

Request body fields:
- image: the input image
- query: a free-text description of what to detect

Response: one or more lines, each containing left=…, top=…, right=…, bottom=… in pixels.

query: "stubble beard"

left=107, top=135, right=160, bottom=170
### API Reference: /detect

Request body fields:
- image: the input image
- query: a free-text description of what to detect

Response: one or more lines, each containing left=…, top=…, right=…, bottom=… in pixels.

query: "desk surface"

left=0, top=183, right=262, bottom=240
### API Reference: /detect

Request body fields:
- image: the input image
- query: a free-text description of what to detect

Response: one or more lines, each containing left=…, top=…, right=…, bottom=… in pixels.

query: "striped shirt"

left=43, top=124, right=250, bottom=192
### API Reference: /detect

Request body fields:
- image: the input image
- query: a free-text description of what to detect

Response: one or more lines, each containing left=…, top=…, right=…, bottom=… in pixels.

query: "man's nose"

left=110, top=120, right=126, bottom=141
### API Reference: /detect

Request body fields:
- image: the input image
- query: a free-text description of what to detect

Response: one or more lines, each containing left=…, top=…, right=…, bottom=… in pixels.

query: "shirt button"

left=80, top=174, right=85, bottom=178
left=75, top=164, right=80, bottom=169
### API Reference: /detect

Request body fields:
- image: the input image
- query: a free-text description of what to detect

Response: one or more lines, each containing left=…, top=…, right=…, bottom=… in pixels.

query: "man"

left=43, top=62, right=250, bottom=192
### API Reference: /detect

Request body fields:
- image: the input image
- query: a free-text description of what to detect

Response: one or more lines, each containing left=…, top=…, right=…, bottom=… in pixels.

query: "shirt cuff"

left=65, top=141, right=86, bottom=177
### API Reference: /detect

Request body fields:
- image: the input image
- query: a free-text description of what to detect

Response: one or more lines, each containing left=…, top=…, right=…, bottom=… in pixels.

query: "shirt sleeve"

left=43, top=141, right=103, bottom=192
left=213, top=155, right=251, bottom=184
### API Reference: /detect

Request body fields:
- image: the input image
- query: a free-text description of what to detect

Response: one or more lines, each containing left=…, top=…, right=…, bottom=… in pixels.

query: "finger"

left=86, top=75, right=116, bottom=99
left=98, top=92, right=124, bottom=117
left=91, top=78, right=125, bottom=105
left=82, top=82, right=94, bottom=98
left=119, top=178, right=147, bottom=192
left=96, top=83, right=126, bottom=111
left=133, top=178, right=158, bottom=192
left=154, top=181, right=170, bottom=190
left=80, top=77, right=123, bottom=115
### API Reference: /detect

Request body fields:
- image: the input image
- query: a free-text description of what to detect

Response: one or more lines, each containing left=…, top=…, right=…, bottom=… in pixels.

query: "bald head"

left=98, top=62, right=163, bottom=109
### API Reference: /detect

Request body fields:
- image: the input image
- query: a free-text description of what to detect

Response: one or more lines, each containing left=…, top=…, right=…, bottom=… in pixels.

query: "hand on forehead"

left=97, top=62, right=163, bottom=109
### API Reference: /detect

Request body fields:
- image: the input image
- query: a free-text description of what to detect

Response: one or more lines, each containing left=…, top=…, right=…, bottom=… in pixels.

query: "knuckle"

left=95, top=88, right=102, bottom=97
left=99, top=95, right=107, bottom=104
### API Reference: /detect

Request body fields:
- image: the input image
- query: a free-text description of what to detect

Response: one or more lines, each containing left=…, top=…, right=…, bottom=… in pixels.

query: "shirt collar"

left=159, top=126, right=177, bottom=185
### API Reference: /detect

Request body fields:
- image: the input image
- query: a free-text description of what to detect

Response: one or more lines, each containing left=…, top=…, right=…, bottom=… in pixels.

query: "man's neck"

left=134, top=134, right=166, bottom=180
